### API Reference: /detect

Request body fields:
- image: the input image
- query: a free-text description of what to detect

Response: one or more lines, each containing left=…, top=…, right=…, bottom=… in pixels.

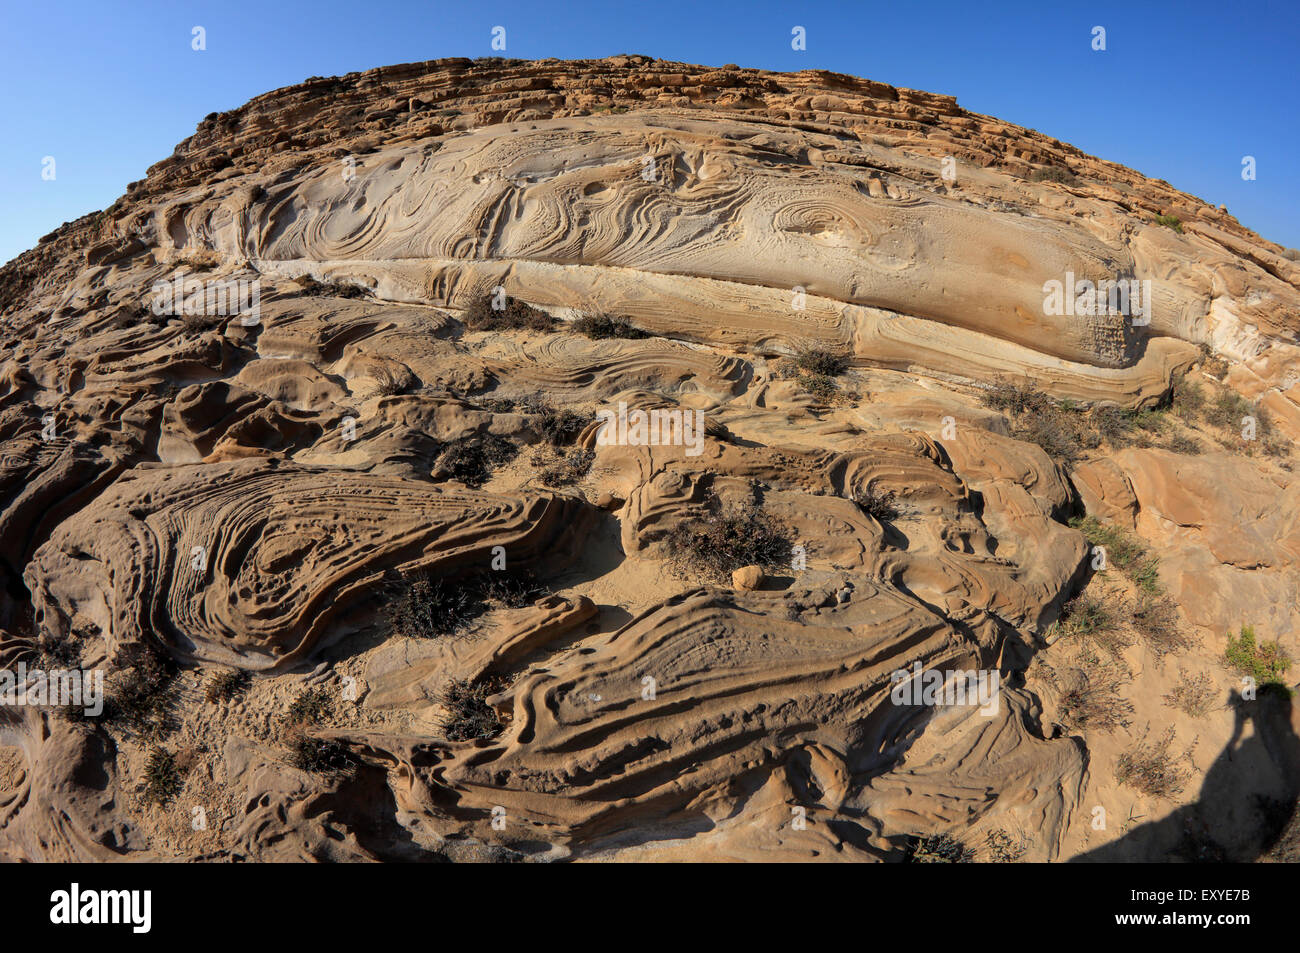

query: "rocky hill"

left=1, top=55, right=1297, bottom=862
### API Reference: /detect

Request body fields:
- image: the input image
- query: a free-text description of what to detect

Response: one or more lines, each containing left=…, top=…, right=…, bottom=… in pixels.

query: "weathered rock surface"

left=1, top=56, right=1296, bottom=863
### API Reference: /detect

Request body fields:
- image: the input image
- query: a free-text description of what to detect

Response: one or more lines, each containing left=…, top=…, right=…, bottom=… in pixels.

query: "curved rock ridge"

left=0, top=56, right=1297, bottom=863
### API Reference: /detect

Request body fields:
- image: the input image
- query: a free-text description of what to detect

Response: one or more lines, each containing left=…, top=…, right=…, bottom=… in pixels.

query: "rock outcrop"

left=1, top=55, right=1296, bottom=863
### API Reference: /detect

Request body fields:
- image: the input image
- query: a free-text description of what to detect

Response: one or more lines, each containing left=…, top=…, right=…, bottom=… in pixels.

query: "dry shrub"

left=288, top=732, right=354, bottom=773
left=371, top=365, right=410, bottom=396
left=532, top=446, right=595, bottom=486
left=432, top=433, right=518, bottom=487
left=105, top=642, right=178, bottom=741
left=387, top=578, right=485, bottom=639
left=793, top=347, right=847, bottom=377
left=440, top=679, right=502, bottom=742
left=387, top=570, right=548, bottom=640
left=571, top=311, right=649, bottom=339
left=905, top=833, right=972, bottom=863
left=1116, top=726, right=1196, bottom=798
left=462, top=294, right=553, bottom=331
left=206, top=668, right=250, bottom=703
left=1054, top=656, right=1134, bottom=732
left=287, top=687, right=331, bottom=726
left=294, top=275, right=372, bottom=299
left=854, top=488, right=900, bottom=522
left=1055, top=592, right=1132, bottom=657
left=985, top=828, right=1029, bottom=862
left=1131, top=595, right=1194, bottom=656
left=142, top=747, right=183, bottom=806
left=1163, top=669, right=1217, bottom=717
left=663, top=493, right=794, bottom=583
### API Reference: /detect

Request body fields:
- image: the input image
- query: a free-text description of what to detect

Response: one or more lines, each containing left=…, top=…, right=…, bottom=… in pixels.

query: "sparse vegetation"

left=478, top=570, right=547, bottom=609
left=1196, top=344, right=1229, bottom=380
left=905, top=833, right=973, bottom=863
left=981, top=379, right=1100, bottom=464
left=1131, top=595, right=1194, bottom=656
left=105, top=642, right=178, bottom=741
left=533, top=446, right=595, bottom=486
left=985, top=828, right=1029, bottom=862
left=288, top=733, right=353, bottom=773
left=462, top=293, right=554, bottom=332
left=432, top=433, right=518, bottom=486
left=206, top=668, right=250, bottom=703
left=294, top=275, right=372, bottom=299
left=572, top=311, right=650, bottom=340
left=1154, top=214, right=1184, bottom=234
left=1116, top=726, right=1196, bottom=798
left=663, top=493, right=795, bottom=583
left=1055, top=656, right=1135, bottom=731
left=1053, top=592, right=1131, bottom=657
left=440, top=679, right=503, bottom=742
left=1224, top=625, right=1292, bottom=691
left=1164, top=669, right=1218, bottom=717
left=1029, top=166, right=1078, bottom=186
left=530, top=401, right=590, bottom=445
left=478, top=394, right=590, bottom=445
left=1166, top=433, right=1202, bottom=455
left=796, top=372, right=840, bottom=401
left=287, top=687, right=332, bottom=726
left=371, top=365, right=410, bottom=396
left=793, top=347, right=847, bottom=377
left=142, top=747, right=183, bottom=806
left=1171, top=377, right=1293, bottom=457
left=387, top=570, right=549, bottom=639
left=387, top=578, right=485, bottom=639
left=1172, top=374, right=1207, bottom=419
left=854, top=487, right=900, bottom=523
left=34, top=628, right=81, bottom=670
left=1069, top=516, right=1162, bottom=595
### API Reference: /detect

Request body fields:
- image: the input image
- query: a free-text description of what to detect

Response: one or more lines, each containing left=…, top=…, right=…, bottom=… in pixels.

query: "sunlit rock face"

left=0, top=56, right=1297, bottom=863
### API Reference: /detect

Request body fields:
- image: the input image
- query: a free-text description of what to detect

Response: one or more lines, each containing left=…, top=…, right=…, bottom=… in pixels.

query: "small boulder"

left=732, top=565, right=763, bottom=591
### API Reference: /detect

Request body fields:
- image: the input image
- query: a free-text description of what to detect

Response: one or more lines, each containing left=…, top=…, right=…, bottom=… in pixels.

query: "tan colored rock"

left=0, top=55, right=1295, bottom=864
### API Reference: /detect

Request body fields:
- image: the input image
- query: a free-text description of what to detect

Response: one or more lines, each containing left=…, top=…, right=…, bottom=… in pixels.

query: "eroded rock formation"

left=1, top=55, right=1296, bottom=862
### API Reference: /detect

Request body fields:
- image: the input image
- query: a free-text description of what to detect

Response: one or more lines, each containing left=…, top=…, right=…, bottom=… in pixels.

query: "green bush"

left=1224, top=625, right=1292, bottom=690
left=1154, top=214, right=1184, bottom=234
left=1070, top=517, right=1161, bottom=594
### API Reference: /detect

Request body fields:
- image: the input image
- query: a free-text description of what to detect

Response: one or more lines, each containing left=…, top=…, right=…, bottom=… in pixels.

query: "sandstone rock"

left=0, top=55, right=1295, bottom=864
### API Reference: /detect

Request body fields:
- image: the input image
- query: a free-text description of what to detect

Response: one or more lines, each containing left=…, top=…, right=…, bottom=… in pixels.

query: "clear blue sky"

left=2, top=0, right=1297, bottom=264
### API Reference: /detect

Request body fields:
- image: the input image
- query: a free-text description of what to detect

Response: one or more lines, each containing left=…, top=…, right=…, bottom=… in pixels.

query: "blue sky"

left=2, top=0, right=1296, bottom=264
